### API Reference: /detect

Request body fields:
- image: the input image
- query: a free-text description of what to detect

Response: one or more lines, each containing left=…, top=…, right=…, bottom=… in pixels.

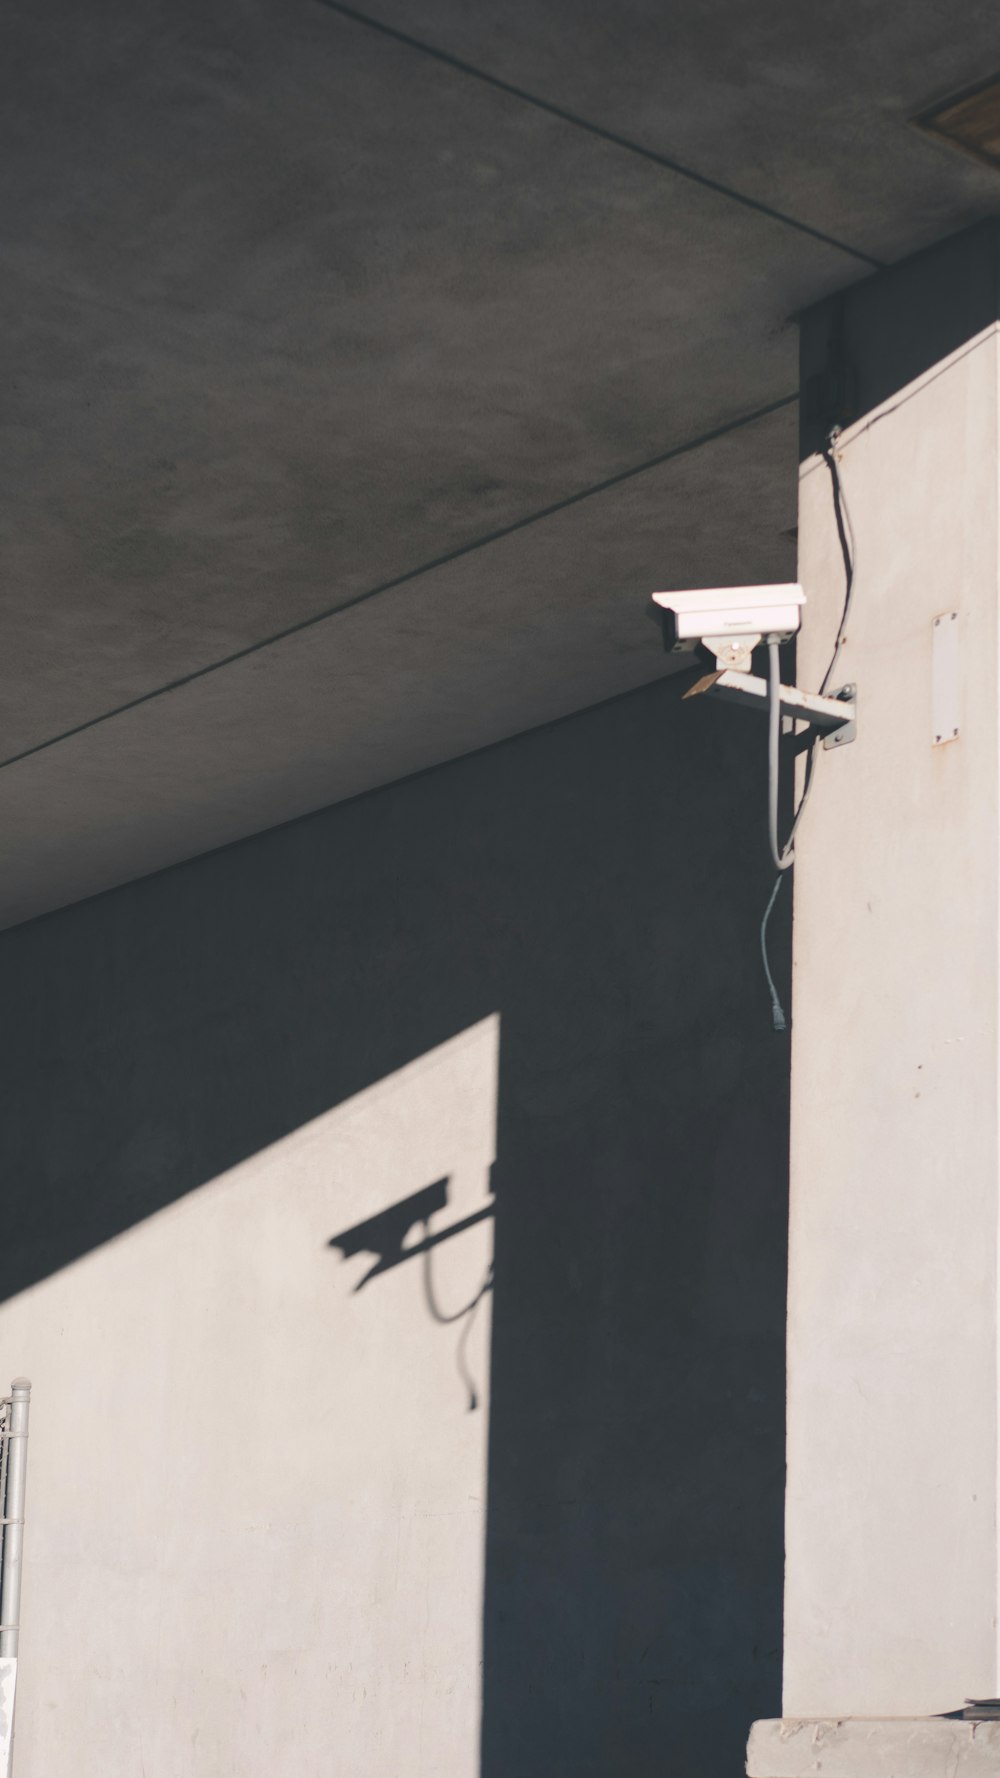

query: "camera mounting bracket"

left=683, top=670, right=857, bottom=747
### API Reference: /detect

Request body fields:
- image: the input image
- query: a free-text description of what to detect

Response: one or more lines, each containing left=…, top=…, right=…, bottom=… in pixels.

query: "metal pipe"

left=0, top=1380, right=31, bottom=1660
left=767, top=639, right=795, bottom=873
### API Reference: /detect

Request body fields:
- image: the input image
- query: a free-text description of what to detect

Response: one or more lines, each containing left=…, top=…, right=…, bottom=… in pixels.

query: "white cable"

left=762, top=638, right=793, bottom=1029
left=759, top=873, right=787, bottom=1032
left=767, top=638, right=795, bottom=873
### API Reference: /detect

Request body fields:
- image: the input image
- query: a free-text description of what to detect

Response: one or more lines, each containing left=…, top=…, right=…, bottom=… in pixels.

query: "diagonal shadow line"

left=314, top=0, right=883, bottom=270
left=0, top=392, right=797, bottom=772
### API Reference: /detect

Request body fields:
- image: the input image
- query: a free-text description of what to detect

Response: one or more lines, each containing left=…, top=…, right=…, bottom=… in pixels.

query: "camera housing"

left=649, top=583, right=805, bottom=671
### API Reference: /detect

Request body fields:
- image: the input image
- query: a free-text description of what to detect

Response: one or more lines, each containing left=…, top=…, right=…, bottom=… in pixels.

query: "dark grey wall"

left=3, top=673, right=789, bottom=1775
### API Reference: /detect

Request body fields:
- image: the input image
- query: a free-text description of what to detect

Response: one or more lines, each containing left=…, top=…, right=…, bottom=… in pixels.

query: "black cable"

left=819, top=430, right=857, bottom=694
left=759, top=427, right=856, bottom=1032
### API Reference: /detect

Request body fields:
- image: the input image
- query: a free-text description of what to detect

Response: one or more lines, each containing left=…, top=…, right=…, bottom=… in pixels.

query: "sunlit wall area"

left=0, top=1020, right=498, bottom=1778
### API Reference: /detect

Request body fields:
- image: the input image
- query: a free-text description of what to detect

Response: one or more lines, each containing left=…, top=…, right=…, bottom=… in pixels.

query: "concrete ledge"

left=747, top=1717, right=1000, bottom=1777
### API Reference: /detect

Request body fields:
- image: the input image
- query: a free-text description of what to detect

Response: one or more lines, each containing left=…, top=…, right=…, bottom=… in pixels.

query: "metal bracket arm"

left=683, top=669, right=857, bottom=743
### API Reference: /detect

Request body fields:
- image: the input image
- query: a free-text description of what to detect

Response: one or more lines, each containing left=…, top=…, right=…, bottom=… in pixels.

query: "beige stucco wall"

left=0, top=1018, right=497, bottom=1777
left=784, top=323, right=1000, bottom=1714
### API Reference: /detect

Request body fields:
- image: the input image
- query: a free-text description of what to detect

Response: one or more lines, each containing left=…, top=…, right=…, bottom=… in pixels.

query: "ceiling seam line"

left=0, top=391, right=797, bottom=774
left=313, top=0, right=884, bottom=270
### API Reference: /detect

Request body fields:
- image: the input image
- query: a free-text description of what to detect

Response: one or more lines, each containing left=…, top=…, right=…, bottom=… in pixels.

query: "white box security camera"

left=650, top=583, right=805, bottom=671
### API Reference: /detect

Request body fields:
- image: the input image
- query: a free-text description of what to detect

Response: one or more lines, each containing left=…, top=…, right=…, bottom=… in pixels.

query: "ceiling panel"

left=0, top=401, right=795, bottom=926
left=363, top=0, right=1000, bottom=259
left=0, top=0, right=850, bottom=760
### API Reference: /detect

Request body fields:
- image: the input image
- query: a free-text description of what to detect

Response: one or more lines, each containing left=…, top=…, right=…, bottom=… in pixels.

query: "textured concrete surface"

left=0, top=676, right=789, bottom=1777
left=2, top=1, right=999, bottom=918
left=748, top=1717, right=1000, bottom=1777
left=0, top=401, right=793, bottom=925
left=1, top=0, right=820, bottom=752
left=366, top=0, right=1000, bottom=260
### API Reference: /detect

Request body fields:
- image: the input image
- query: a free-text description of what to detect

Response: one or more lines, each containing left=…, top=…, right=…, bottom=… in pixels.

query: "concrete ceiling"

left=3, top=0, right=999, bottom=925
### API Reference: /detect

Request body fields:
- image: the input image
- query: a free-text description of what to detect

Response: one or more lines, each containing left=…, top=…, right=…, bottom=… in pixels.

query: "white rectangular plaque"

left=932, top=611, right=960, bottom=745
